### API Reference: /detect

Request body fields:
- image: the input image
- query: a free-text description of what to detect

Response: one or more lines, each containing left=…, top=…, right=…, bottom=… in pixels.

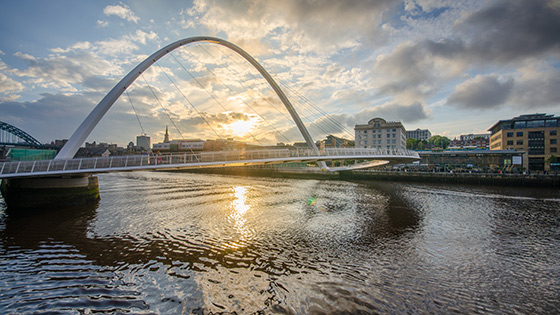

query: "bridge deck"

left=0, top=148, right=419, bottom=179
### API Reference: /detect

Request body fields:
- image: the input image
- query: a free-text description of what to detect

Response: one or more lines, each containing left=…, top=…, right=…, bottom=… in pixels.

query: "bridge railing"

left=0, top=147, right=419, bottom=177
left=323, top=148, right=419, bottom=158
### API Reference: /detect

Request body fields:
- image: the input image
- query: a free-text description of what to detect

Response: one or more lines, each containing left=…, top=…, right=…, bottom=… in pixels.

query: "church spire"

left=164, top=126, right=169, bottom=143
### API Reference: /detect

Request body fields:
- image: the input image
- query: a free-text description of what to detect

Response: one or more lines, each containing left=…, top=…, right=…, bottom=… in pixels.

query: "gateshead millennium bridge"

left=0, top=36, right=419, bottom=208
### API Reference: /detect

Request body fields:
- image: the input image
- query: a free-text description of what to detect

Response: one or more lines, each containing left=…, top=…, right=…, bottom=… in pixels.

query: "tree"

left=406, top=138, right=419, bottom=150
left=428, top=135, right=451, bottom=149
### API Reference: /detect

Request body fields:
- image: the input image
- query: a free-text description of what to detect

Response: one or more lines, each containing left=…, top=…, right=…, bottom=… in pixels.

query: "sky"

left=0, top=0, right=559, bottom=147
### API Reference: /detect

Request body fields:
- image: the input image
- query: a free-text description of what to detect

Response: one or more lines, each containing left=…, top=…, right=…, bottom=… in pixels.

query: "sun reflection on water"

left=225, top=186, right=254, bottom=249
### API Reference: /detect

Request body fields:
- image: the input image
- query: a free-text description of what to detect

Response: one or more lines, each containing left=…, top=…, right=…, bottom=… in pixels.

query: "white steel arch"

left=56, top=36, right=321, bottom=161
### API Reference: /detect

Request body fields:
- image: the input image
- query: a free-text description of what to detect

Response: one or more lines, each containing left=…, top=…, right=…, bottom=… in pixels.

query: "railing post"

left=46, top=160, right=52, bottom=172
left=78, top=159, right=83, bottom=169
left=109, top=157, right=114, bottom=168
left=63, top=160, right=68, bottom=171
left=30, top=161, right=37, bottom=173
left=94, top=157, right=98, bottom=169
left=125, top=156, right=129, bottom=167
left=0, top=162, right=5, bottom=174
left=15, top=162, right=21, bottom=173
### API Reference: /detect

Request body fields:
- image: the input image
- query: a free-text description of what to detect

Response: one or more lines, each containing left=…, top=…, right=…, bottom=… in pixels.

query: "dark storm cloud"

left=447, top=75, right=514, bottom=109
left=458, top=0, right=560, bottom=62
left=375, top=0, right=560, bottom=108
left=0, top=93, right=96, bottom=142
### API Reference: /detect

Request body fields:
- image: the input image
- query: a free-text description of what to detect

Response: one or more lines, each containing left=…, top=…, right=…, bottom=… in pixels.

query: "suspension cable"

left=218, top=46, right=342, bottom=139
left=125, top=89, right=146, bottom=135
left=155, top=60, right=222, bottom=140
left=280, top=80, right=355, bottom=138
left=140, top=73, right=201, bottom=162
left=169, top=51, right=264, bottom=146
left=191, top=45, right=293, bottom=144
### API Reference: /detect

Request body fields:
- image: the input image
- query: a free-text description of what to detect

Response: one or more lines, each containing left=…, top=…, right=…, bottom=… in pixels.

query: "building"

left=75, top=147, right=111, bottom=158
left=153, top=139, right=205, bottom=153
left=406, top=128, right=432, bottom=141
left=449, top=133, right=490, bottom=150
left=416, top=150, right=523, bottom=172
left=163, top=126, right=170, bottom=143
left=202, top=139, right=245, bottom=152
left=355, top=117, right=407, bottom=150
left=136, top=135, right=151, bottom=151
left=488, top=113, right=560, bottom=171
left=319, top=135, right=354, bottom=150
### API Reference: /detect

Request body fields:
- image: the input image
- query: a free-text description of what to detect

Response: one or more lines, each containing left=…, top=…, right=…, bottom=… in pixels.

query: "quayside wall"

left=184, top=167, right=560, bottom=188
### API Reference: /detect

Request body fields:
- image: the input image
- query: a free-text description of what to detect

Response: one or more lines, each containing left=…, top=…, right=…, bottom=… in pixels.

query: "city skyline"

left=1, top=0, right=559, bottom=147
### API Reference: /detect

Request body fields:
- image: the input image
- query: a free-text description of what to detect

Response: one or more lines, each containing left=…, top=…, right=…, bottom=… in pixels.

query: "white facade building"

left=406, top=128, right=432, bottom=141
left=153, top=139, right=205, bottom=152
left=355, top=118, right=407, bottom=150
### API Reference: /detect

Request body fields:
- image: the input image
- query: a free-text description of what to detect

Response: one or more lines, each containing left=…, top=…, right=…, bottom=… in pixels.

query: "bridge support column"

left=1, top=175, right=99, bottom=210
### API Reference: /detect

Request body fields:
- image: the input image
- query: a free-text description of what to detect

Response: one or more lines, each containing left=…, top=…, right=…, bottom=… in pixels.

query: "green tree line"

left=407, top=135, right=451, bottom=150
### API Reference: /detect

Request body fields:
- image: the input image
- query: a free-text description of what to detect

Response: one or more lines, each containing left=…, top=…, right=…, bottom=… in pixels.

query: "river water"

left=0, top=171, right=559, bottom=314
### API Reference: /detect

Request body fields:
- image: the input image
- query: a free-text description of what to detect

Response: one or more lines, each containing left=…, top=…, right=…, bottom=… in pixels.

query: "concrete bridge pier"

left=1, top=175, right=99, bottom=210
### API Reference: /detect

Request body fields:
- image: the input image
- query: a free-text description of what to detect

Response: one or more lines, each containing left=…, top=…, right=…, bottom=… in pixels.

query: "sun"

left=226, top=120, right=255, bottom=136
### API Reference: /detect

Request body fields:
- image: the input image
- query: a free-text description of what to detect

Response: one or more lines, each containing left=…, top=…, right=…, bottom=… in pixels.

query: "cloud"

left=130, top=30, right=158, bottom=45
left=407, top=0, right=452, bottom=12
left=373, top=41, right=464, bottom=104
left=353, top=102, right=431, bottom=124
left=457, top=0, right=560, bottom=63
left=103, top=4, right=140, bottom=23
left=0, top=72, right=24, bottom=101
left=0, top=93, right=98, bottom=142
left=12, top=51, right=122, bottom=91
left=0, top=59, right=24, bottom=101
left=510, top=69, right=560, bottom=109
left=189, top=0, right=397, bottom=54
left=447, top=75, right=514, bottom=109
left=368, top=0, right=560, bottom=110
left=97, top=20, right=109, bottom=28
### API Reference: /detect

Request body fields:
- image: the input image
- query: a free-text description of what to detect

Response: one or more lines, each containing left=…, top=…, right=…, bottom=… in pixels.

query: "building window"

left=551, top=139, right=558, bottom=145
left=546, top=120, right=558, bottom=127
left=507, top=132, right=514, bottom=137
left=528, top=131, right=545, bottom=155
left=516, top=140, right=523, bottom=145
left=551, top=130, right=557, bottom=136
left=527, top=120, right=545, bottom=128
left=507, top=140, right=514, bottom=145
left=514, top=121, right=526, bottom=129
left=551, top=147, right=557, bottom=153
left=516, top=131, right=523, bottom=137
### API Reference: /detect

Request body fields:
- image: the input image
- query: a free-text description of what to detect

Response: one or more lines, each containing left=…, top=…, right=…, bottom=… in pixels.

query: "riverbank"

left=185, top=167, right=560, bottom=187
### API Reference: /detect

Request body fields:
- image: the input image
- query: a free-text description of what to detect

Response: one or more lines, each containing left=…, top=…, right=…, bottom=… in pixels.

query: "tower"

left=164, top=126, right=169, bottom=143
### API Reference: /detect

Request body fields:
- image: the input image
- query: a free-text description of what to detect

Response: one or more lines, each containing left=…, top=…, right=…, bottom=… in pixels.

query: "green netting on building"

left=7, top=148, right=57, bottom=161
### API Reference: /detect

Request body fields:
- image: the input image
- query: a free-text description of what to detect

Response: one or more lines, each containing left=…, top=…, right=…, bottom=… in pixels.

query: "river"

left=1, top=171, right=559, bottom=314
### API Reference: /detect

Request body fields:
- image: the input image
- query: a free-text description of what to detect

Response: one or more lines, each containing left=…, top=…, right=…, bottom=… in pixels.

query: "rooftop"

left=488, top=113, right=559, bottom=132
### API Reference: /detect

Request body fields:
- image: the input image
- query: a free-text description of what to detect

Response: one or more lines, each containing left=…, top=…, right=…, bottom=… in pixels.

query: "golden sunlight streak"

left=224, top=186, right=254, bottom=250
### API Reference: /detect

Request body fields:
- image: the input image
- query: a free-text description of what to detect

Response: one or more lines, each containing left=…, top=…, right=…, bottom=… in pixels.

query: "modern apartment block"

left=136, top=135, right=151, bottom=151
left=355, top=117, right=407, bottom=150
left=406, top=128, right=432, bottom=141
left=488, top=113, right=560, bottom=171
